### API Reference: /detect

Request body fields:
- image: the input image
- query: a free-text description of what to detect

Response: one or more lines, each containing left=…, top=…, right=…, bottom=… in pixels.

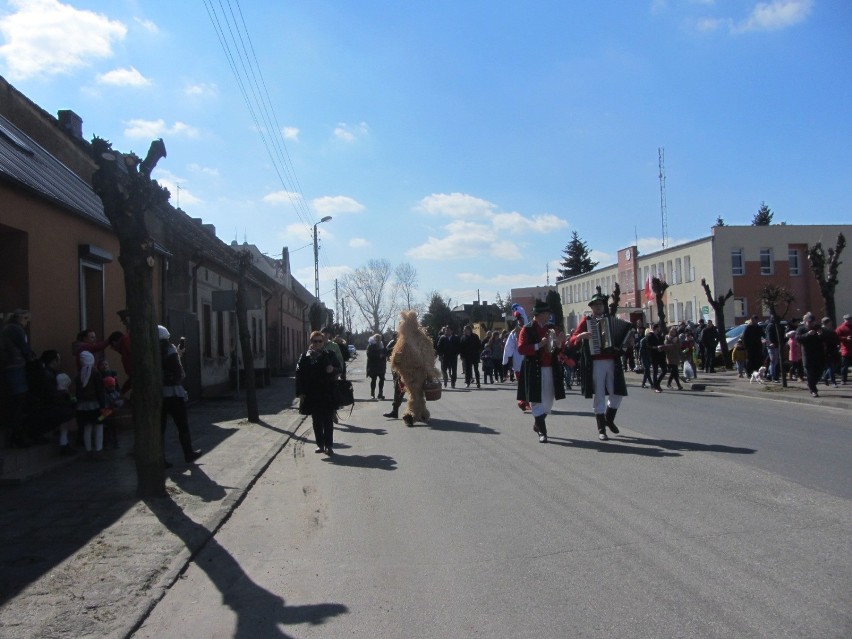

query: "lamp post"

left=313, top=216, right=332, bottom=300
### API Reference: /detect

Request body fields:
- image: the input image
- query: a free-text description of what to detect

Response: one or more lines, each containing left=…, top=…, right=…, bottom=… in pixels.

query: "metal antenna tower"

left=658, top=147, right=668, bottom=249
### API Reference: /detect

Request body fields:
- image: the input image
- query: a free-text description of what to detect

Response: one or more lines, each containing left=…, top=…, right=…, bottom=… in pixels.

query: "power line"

left=202, top=0, right=315, bottom=234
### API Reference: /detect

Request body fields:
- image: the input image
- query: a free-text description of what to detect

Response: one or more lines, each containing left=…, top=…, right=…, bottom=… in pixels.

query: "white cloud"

left=133, top=16, right=158, bottom=33
left=281, top=126, right=300, bottom=141
left=184, top=82, right=218, bottom=97
left=734, top=0, right=813, bottom=33
left=123, top=118, right=199, bottom=139
left=311, top=195, right=365, bottom=216
left=96, top=66, right=150, bottom=87
left=333, top=121, right=369, bottom=143
left=188, top=163, right=220, bottom=177
left=0, top=0, right=127, bottom=80
left=349, top=238, right=370, bottom=248
left=415, top=192, right=496, bottom=219
left=263, top=190, right=302, bottom=205
left=408, top=192, right=568, bottom=261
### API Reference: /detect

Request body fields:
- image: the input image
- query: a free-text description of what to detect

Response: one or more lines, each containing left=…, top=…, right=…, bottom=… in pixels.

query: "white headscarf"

left=79, top=351, right=95, bottom=388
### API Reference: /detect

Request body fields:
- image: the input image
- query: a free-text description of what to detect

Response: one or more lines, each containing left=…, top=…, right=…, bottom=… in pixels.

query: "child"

left=731, top=339, right=748, bottom=378
left=76, top=351, right=106, bottom=459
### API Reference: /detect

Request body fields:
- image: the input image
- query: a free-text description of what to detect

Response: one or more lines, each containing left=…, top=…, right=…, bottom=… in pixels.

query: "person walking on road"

left=518, top=300, right=565, bottom=443
left=297, top=330, right=342, bottom=455
left=365, top=333, right=387, bottom=399
left=569, top=293, right=629, bottom=441
left=796, top=313, right=826, bottom=398
left=435, top=326, right=460, bottom=388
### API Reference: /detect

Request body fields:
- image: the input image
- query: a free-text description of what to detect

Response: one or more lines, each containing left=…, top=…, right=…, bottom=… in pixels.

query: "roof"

left=0, top=113, right=108, bottom=227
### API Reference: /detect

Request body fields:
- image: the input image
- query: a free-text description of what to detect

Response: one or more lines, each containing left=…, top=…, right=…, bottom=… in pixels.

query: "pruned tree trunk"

left=236, top=250, right=259, bottom=423
left=807, top=233, right=846, bottom=325
left=652, top=277, right=669, bottom=333
left=700, top=278, right=733, bottom=368
left=91, top=137, right=168, bottom=498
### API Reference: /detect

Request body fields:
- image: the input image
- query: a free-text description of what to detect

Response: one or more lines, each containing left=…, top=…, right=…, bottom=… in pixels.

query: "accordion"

left=587, top=316, right=632, bottom=355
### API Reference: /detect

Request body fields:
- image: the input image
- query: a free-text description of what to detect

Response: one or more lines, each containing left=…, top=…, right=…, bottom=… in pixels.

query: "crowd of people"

left=0, top=309, right=202, bottom=465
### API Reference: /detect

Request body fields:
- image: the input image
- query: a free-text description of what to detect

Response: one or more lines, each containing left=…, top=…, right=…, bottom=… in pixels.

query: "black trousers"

left=311, top=407, right=335, bottom=449
left=463, top=359, right=480, bottom=386
left=441, top=357, right=458, bottom=387
left=161, top=396, right=195, bottom=460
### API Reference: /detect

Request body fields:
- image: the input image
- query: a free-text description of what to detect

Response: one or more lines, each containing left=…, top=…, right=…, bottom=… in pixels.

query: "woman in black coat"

left=365, top=334, right=387, bottom=399
left=296, top=330, right=341, bottom=455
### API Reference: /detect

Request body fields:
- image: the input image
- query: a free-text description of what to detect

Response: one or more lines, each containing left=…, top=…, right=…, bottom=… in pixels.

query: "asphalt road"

left=134, top=376, right=852, bottom=639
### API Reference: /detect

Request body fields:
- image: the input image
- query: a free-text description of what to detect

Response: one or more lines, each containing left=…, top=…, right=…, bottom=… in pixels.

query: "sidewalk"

left=0, top=376, right=305, bottom=639
left=626, top=366, right=852, bottom=411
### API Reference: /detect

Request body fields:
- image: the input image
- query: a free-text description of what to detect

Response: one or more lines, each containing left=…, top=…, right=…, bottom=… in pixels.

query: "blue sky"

left=1, top=0, right=849, bottom=318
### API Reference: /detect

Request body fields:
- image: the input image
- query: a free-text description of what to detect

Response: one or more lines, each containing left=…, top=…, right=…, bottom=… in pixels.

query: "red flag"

left=644, top=273, right=654, bottom=302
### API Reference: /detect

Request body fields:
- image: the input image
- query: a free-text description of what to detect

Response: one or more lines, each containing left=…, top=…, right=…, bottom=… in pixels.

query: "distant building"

left=556, top=224, right=852, bottom=331
left=451, top=300, right=507, bottom=337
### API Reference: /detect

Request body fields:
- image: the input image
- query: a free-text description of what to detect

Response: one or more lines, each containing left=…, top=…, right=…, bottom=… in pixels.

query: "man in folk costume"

left=517, top=300, right=565, bottom=443
left=569, top=293, right=629, bottom=441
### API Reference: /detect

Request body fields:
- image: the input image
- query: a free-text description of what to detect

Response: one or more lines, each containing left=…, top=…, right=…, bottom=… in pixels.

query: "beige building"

left=557, top=224, right=851, bottom=331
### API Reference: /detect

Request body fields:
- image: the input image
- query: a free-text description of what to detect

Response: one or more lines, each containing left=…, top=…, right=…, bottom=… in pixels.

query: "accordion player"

left=586, top=315, right=633, bottom=355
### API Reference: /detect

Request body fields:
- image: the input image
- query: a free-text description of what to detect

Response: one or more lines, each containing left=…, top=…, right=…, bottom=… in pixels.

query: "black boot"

left=534, top=415, right=547, bottom=443
left=604, top=407, right=620, bottom=434
left=596, top=413, right=609, bottom=441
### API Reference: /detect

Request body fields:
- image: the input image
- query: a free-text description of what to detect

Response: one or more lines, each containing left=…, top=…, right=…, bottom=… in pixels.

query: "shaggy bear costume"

left=390, top=310, right=441, bottom=426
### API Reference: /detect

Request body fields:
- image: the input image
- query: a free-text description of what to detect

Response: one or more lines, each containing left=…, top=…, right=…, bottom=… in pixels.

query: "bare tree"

left=341, top=259, right=398, bottom=334
left=700, top=278, right=734, bottom=368
left=758, top=284, right=795, bottom=387
left=395, top=262, right=419, bottom=311
left=90, top=137, right=168, bottom=498
left=651, top=277, right=669, bottom=333
left=807, top=233, right=846, bottom=325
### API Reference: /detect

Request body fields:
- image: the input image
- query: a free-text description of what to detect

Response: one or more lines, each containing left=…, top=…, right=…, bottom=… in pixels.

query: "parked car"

left=716, top=320, right=788, bottom=357
left=347, top=344, right=357, bottom=359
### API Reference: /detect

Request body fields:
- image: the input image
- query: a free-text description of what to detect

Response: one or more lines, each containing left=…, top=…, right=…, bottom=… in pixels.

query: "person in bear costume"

left=389, top=310, right=441, bottom=426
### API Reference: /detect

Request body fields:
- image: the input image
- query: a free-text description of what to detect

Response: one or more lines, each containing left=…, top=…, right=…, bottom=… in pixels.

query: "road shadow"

left=142, top=497, right=348, bottom=638
left=167, top=462, right=230, bottom=502
left=321, top=453, right=397, bottom=471
left=617, top=435, right=757, bottom=455
left=546, top=437, right=682, bottom=457
left=337, top=423, right=388, bottom=436
left=426, top=418, right=500, bottom=435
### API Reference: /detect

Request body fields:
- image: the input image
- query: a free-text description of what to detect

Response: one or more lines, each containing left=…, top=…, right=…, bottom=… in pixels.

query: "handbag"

left=335, top=379, right=354, bottom=408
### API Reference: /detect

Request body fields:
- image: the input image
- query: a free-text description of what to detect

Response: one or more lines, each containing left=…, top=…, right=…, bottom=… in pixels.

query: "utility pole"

left=658, top=147, right=668, bottom=249
left=335, top=279, right=339, bottom=324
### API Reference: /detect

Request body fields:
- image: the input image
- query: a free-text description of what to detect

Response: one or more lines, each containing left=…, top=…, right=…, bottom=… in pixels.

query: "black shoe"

left=383, top=411, right=398, bottom=418
left=315, top=446, right=324, bottom=453
left=378, top=395, right=385, bottom=400
left=184, top=450, right=202, bottom=463
left=539, top=433, right=547, bottom=443
left=598, top=431, right=609, bottom=441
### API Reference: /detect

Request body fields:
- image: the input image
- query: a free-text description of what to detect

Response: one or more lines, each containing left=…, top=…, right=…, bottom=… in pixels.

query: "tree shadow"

left=337, top=423, right=388, bottom=436
left=167, top=463, right=230, bottom=503
left=321, top=454, right=397, bottom=471
left=143, top=497, right=348, bottom=638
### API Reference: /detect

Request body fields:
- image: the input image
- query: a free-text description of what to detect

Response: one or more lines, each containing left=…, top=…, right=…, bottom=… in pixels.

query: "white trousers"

left=531, top=367, right=554, bottom=417
left=592, top=359, right=623, bottom=415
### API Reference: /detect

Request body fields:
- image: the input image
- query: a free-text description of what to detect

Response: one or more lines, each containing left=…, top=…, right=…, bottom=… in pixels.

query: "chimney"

left=57, top=110, right=83, bottom=141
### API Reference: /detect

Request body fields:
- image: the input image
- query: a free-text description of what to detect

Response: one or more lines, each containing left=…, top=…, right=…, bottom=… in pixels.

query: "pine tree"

left=714, top=216, right=725, bottom=227
left=752, top=202, right=773, bottom=226
left=558, top=231, right=598, bottom=279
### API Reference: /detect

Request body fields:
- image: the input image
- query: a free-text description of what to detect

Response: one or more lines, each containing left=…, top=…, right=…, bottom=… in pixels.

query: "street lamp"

left=313, top=216, right=332, bottom=300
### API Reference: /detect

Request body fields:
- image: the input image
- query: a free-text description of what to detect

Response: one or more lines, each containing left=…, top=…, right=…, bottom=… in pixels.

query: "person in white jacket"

left=503, top=318, right=529, bottom=411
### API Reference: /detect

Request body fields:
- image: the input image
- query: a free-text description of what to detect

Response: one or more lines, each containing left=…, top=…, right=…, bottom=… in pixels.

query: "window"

left=788, top=249, right=800, bottom=276
left=674, top=258, right=682, bottom=284
left=731, top=249, right=744, bottom=276
left=760, top=248, right=773, bottom=275
left=79, top=260, right=105, bottom=339
left=676, top=301, right=683, bottom=320
left=685, top=301, right=694, bottom=322
left=668, top=303, right=675, bottom=321
left=216, top=311, right=225, bottom=357
left=666, top=260, right=673, bottom=283
left=684, top=256, right=692, bottom=282
left=658, top=263, right=665, bottom=281
left=734, top=297, right=747, bottom=318
left=202, top=304, right=212, bottom=357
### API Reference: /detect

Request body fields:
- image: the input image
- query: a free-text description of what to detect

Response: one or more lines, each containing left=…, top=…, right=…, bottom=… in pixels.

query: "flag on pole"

left=644, top=273, right=654, bottom=302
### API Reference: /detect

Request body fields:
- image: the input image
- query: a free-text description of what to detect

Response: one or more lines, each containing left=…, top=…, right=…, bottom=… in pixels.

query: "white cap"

left=157, top=325, right=170, bottom=340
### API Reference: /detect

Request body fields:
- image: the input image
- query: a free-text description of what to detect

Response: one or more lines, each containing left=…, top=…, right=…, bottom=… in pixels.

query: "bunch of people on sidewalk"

left=0, top=308, right=202, bottom=467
